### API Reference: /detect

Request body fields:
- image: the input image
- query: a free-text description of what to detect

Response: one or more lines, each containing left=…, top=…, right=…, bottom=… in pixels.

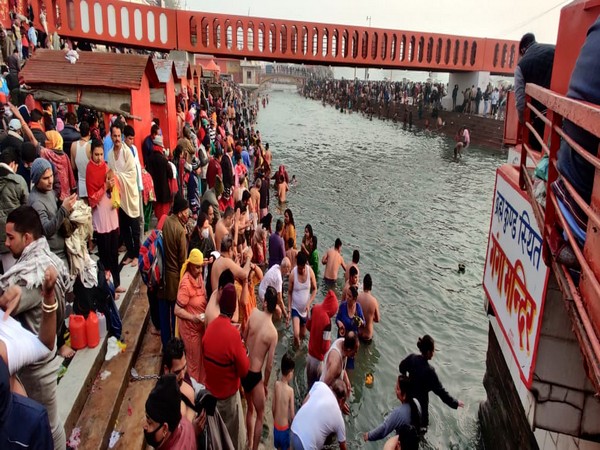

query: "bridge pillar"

left=443, top=71, right=491, bottom=112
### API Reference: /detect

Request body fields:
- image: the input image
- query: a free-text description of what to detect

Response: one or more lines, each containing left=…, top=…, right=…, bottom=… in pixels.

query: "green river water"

left=258, top=87, right=506, bottom=449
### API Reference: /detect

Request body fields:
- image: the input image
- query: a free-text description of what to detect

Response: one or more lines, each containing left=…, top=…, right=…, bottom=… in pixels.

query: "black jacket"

left=146, top=149, right=173, bottom=204
left=220, top=152, right=234, bottom=190
left=399, top=353, right=459, bottom=427
left=60, top=125, right=81, bottom=158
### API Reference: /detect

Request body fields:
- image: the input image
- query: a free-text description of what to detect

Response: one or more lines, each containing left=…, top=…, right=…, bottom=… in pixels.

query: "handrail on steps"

left=518, top=82, right=600, bottom=392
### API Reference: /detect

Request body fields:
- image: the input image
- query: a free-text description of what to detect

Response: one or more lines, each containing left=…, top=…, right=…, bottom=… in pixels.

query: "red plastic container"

left=86, top=311, right=100, bottom=349
left=69, top=314, right=87, bottom=350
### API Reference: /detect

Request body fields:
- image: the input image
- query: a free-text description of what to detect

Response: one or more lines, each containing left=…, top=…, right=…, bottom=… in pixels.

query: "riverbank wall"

left=305, top=94, right=506, bottom=151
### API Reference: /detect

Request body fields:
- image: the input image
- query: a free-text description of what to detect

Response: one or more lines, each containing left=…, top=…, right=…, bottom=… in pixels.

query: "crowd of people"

left=302, top=77, right=511, bottom=122
left=0, top=22, right=466, bottom=449
left=131, top=88, right=464, bottom=449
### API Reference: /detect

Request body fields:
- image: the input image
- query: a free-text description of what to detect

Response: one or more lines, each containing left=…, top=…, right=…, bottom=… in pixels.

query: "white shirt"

left=0, top=310, right=50, bottom=375
left=258, top=264, right=282, bottom=300
left=491, top=91, right=500, bottom=105
left=130, top=144, right=143, bottom=192
left=291, top=382, right=346, bottom=449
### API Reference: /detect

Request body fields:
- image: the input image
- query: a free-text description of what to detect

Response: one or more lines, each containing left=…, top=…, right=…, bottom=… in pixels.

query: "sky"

left=184, top=0, right=567, bottom=81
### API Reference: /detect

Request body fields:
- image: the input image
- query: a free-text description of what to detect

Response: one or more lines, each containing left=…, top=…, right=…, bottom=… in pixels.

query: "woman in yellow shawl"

left=174, top=249, right=208, bottom=383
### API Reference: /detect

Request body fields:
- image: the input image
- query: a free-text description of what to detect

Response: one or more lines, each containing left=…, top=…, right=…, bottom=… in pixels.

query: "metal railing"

left=518, top=83, right=600, bottom=391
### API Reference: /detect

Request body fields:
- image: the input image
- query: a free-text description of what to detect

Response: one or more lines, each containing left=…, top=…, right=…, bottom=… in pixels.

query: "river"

left=258, top=87, right=505, bottom=449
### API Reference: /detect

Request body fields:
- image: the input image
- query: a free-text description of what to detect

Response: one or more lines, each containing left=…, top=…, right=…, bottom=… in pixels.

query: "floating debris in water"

left=458, top=263, right=466, bottom=273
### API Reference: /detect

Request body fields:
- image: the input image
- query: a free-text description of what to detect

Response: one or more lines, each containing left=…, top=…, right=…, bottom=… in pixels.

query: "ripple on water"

left=257, top=90, right=503, bottom=449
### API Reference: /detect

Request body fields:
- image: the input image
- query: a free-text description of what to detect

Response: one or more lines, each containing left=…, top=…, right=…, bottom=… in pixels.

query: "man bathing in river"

left=344, top=249, right=360, bottom=282
left=322, top=238, right=346, bottom=283
left=341, top=265, right=359, bottom=302
left=357, top=274, right=380, bottom=344
left=242, top=286, right=278, bottom=450
left=320, top=332, right=359, bottom=415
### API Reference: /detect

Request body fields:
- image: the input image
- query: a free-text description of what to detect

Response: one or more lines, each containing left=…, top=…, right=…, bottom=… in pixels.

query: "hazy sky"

left=185, top=0, right=566, bottom=44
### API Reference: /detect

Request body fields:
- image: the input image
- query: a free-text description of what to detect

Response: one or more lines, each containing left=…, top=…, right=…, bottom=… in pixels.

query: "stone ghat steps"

left=322, top=97, right=507, bottom=151
left=59, top=261, right=140, bottom=441
left=112, top=312, right=162, bottom=450
left=58, top=258, right=162, bottom=450
left=67, top=280, right=151, bottom=449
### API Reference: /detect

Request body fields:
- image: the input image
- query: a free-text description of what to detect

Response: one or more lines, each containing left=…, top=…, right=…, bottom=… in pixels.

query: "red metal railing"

left=518, top=83, right=600, bottom=391
left=1, top=0, right=518, bottom=75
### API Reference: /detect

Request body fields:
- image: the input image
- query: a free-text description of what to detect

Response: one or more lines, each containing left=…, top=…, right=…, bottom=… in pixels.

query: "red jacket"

left=206, top=158, right=222, bottom=189
left=202, top=315, right=249, bottom=399
left=307, top=290, right=339, bottom=361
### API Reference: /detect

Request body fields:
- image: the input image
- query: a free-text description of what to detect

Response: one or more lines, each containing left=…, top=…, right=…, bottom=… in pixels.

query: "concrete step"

left=112, top=317, right=162, bottom=450
left=68, top=281, right=149, bottom=449
left=60, top=259, right=140, bottom=438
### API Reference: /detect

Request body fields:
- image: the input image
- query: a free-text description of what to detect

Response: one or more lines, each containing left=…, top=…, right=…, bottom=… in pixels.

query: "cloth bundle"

left=65, top=200, right=98, bottom=288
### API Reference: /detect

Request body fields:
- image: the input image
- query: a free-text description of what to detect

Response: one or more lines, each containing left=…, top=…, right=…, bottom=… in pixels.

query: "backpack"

left=139, top=229, right=166, bottom=291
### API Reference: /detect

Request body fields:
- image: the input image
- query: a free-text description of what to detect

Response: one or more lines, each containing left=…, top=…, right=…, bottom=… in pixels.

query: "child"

left=273, top=353, right=295, bottom=450
left=286, top=238, right=298, bottom=269
left=454, top=142, right=464, bottom=160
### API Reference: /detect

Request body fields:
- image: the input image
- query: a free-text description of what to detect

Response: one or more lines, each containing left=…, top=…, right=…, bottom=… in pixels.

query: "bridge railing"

left=176, top=10, right=517, bottom=73
left=18, top=0, right=517, bottom=74
left=518, top=83, right=600, bottom=391
left=29, top=0, right=179, bottom=51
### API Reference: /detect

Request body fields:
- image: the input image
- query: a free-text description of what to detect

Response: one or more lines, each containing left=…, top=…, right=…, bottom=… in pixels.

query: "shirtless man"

left=322, top=238, right=347, bottom=284
left=286, top=238, right=298, bottom=268
left=204, top=258, right=256, bottom=328
left=277, top=175, right=288, bottom=203
left=249, top=178, right=261, bottom=230
left=288, top=252, right=317, bottom=348
left=210, top=235, right=251, bottom=303
left=341, top=266, right=359, bottom=302
left=344, top=250, right=360, bottom=282
left=162, top=338, right=202, bottom=423
left=264, top=143, right=273, bottom=168
left=242, top=286, right=278, bottom=450
left=214, top=206, right=235, bottom=254
left=205, top=269, right=235, bottom=326
left=320, top=332, right=359, bottom=415
left=357, top=274, right=380, bottom=344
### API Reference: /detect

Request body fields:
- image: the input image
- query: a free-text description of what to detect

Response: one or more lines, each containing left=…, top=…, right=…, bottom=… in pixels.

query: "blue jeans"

left=158, top=299, right=175, bottom=347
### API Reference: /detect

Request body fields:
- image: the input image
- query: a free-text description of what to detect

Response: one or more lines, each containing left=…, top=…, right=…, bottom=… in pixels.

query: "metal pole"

left=365, top=16, right=371, bottom=80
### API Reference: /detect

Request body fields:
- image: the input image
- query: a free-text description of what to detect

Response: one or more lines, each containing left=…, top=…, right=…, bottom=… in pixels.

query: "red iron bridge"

left=3, top=0, right=518, bottom=75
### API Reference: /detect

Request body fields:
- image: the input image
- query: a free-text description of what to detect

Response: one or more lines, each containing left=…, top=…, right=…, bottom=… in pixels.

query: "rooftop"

left=20, top=50, right=159, bottom=90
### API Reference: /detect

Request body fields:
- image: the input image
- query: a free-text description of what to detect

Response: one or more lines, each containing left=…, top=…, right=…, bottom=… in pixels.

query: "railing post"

left=518, top=93, right=530, bottom=191
left=581, top=144, right=600, bottom=335
left=544, top=110, right=562, bottom=265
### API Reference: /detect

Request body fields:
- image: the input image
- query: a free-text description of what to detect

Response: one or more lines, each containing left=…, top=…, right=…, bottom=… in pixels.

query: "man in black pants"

left=106, top=123, right=141, bottom=266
